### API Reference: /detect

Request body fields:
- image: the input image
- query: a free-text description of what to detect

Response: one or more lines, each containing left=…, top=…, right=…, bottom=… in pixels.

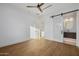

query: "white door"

left=30, top=26, right=40, bottom=39
left=52, top=15, right=64, bottom=42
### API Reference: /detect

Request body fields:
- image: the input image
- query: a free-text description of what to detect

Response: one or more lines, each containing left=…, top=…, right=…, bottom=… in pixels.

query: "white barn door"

left=52, top=15, right=64, bottom=42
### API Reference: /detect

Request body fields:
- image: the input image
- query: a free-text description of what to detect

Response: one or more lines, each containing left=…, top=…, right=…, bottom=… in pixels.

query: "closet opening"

left=63, top=12, right=77, bottom=46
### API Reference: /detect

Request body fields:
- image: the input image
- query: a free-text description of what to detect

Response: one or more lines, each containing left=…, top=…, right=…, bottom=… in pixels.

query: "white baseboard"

left=0, top=38, right=30, bottom=48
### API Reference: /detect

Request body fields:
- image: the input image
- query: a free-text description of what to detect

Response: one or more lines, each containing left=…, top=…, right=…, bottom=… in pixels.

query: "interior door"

left=52, top=15, right=64, bottom=42
left=30, top=26, right=40, bottom=39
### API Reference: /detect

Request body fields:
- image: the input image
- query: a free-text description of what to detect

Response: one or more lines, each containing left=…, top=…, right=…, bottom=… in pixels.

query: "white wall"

left=0, top=4, right=37, bottom=47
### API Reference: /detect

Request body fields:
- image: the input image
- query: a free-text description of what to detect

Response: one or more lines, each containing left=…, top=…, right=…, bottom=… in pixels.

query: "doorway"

left=30, top=26, right=44, bottom=39
left=63, top=12, right=77, bottom=46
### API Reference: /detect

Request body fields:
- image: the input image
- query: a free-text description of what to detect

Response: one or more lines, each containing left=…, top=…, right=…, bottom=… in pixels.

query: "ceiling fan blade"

left=43, top=5, right=52, bottom=10
left=26, top=6, right=37, bottom=8
left=38, top=7, right=42, bottom=12
left=39, top=3, right=44, bottom=6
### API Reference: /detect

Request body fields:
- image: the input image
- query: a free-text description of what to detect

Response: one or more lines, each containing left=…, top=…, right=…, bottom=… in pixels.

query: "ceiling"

left=11, top=3, right=52, bottom=15
left=11, top=3, right=79, bottom=17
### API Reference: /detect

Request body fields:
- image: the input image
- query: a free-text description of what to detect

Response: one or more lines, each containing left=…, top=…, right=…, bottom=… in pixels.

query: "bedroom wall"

left=0, top=4, right=37, bottom=47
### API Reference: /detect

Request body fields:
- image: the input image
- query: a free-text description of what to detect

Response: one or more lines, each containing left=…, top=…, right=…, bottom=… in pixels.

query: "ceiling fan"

left=26, top=3, right=52, bottom=13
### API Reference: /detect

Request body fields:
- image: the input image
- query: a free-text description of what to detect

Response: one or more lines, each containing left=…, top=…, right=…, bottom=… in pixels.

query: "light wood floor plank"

left=0, top=39, right=79, bottom=56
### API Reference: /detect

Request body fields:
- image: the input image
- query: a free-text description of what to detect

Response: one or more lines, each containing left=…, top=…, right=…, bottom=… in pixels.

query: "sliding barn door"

left=52, top=15, right=64, bottom=42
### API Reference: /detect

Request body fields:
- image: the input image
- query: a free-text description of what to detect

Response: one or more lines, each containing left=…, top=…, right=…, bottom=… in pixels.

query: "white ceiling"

left=11, top=3, right=79, bottom=17
left=11, top=3, right=52, bottom=15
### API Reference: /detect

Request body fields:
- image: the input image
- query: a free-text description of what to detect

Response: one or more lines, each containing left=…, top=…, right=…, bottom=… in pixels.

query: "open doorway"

left=30, top=26, right=44, bottom=39
left=63, top=12, right=77, bottom=46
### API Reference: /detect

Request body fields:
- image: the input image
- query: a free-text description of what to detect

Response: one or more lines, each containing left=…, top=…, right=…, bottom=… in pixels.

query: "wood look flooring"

left=0, top=39, right=79, bottom=56
left=64, top=38, right=76, bottom=46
